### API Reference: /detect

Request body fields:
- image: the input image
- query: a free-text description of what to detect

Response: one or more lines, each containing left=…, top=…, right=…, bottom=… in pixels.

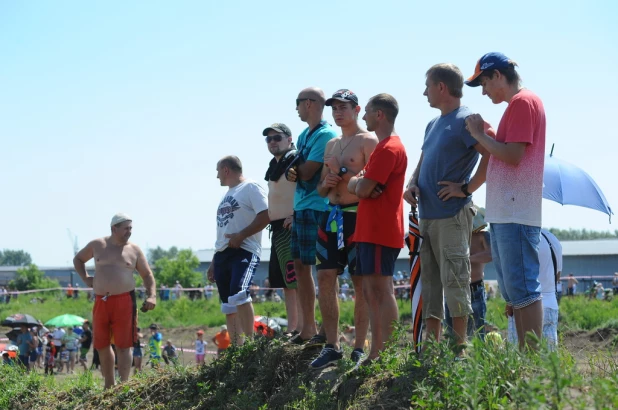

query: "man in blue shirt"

left=16, top=324, right=33, bottom=369
left=404, top=63, right=491, bottom=351
left=286, top=87, right=337, bottom=344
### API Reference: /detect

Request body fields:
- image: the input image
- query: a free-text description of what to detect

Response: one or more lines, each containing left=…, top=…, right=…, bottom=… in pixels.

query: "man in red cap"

left=464, top=52, right=546, bottom=350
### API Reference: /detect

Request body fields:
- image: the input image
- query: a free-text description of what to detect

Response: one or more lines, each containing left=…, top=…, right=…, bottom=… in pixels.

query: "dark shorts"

left=355, top=242, right=400, bottom=276
left=316, top=204, right=358, bottom=274
left=29, top=351, right=38, bottom=363
left=133, top=344, right=143, bottom=358
left=269, top=219, right=297, bottom=289
left=213, top=248, right=259, bottom=314
left=290, top=209, right=321, bottom=265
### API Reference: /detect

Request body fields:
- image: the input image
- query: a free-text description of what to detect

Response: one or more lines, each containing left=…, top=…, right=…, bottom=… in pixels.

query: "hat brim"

left=465, top=71, right=483, bottom=87
left=325, top=97, right=355, bottom=106
left=262, top=127, right=289, bottom=136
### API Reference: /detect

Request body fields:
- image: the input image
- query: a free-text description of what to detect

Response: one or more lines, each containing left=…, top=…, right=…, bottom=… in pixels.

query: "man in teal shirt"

left=287, top=87, right=337, bottom=344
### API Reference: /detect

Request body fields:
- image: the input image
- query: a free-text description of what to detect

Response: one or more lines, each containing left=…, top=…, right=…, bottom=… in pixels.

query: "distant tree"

left=0, top=249, right=33, bottom=266
left=9, top=264, right=60, bottom=291
left=154, top=249, right=201, bottom=287
left=147, top=246, right=179, bottom=266
left=548, top=228, right=618, bottom=241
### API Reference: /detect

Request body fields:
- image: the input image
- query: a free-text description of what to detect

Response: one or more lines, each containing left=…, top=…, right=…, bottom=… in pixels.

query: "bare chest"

left=328, top=139, right=365, bottom=172
left=94, top=245, right=137, bottom=270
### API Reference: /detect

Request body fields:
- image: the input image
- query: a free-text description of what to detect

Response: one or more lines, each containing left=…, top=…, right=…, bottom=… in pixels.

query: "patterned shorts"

left=290, top=209, right=321, bottom=265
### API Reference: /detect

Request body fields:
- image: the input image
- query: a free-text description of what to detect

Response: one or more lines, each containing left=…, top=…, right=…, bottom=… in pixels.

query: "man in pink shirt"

left=464, top=52, right=546, bottom=350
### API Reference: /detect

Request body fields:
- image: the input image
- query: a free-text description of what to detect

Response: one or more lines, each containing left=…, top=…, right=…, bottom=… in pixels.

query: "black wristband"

left=461, top=183, right=472, bottom=197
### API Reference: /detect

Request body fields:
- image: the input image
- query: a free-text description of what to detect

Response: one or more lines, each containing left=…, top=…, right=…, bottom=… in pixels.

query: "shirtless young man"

left=310, top=89, right=378, bottom=369
left=73, top=213, right=156, bottom=389
left=263, top=122, right=302, bottom=337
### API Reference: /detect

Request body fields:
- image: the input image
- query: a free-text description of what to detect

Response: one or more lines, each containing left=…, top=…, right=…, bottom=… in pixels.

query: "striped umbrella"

left=405, top=208, right=423, bottom=353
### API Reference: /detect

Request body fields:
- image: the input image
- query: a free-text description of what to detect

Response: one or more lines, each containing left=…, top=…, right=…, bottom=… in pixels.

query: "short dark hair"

left=426, top=63, right=464, bottom=98
left=479, top=62, right=521, bottom=86
left=369, top=93, right=399, bottom=123
left=218, top=156, right=243, bottom=173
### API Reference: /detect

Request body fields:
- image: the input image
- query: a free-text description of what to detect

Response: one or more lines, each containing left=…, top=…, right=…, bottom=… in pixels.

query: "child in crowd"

left=193, top=330, right=207, bottom=365
left=44, top=339, right=56, bottom=375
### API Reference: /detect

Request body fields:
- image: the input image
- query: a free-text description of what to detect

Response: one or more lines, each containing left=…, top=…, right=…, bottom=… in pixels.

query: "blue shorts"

left=290, top=209, right=321, bottom=265
left=213, top=248, right=259, bottom=314
left=490, top=223, right=541, bottom=309
left=355, top=242, right=400, bottom=276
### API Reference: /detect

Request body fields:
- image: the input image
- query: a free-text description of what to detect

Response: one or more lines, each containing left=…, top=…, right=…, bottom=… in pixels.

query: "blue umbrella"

left=543, top=154, right=613, bottom=222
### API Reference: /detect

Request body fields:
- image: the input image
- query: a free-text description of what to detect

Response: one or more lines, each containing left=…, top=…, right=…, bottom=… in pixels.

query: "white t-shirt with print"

left=195, top=339, right=206, bottom=355
left=215, top=180, right=268, bottom=257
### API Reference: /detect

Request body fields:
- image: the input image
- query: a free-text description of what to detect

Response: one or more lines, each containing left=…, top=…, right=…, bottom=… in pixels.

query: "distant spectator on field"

left=205, top=284, right=214, bottom=300
left=193, top=330, right=207, bottom=365
left=212, top=325, right=231, bottom=357
left=73, top=284, right=80, bottom=299
left=612, top=273, right=618, bottom=295
left=174, top=281, right=183, bottom=300
left=66, top=283, right=74, bottom=299
left=567, top=274, right=578, bottom=296
left=162, top=340, right=179, bottom=365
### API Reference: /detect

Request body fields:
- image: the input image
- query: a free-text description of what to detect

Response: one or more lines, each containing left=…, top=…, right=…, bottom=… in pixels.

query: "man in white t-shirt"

left=508, top=228, right=562, bottom=350
left=207, top=156, right=270, bottom=345
left=51, top=327, right=65, bottom=358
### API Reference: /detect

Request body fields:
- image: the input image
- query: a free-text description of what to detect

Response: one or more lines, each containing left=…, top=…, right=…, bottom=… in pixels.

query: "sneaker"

left=310, top=345, right=343, bottom=369
left=350, top=348, right=365, bottom=363
left=284, top=330, right=300, bottom=339
left=302, top=334, right=327, bottom=350
left=287, top=333, right=308, bottom=345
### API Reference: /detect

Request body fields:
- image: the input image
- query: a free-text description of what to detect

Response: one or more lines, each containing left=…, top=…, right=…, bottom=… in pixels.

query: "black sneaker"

left=302, top=334, right=327, bottom=350
left=287, top=333, right=308, bottom=345
left=350, top=348, right=365, bottom=363
left=310, top=345, right=343, bottom=369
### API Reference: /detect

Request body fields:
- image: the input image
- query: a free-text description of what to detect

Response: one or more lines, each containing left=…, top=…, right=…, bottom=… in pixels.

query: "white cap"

left=111, top=213, right=132, bottom=227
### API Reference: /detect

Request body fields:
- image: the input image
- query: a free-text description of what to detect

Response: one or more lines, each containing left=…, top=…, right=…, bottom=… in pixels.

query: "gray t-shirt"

left=215, top=180, right=269, bottom=257
left=418, top=106, right=479, bottom=219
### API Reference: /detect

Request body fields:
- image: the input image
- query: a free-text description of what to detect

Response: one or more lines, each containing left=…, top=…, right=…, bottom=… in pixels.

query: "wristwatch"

left=338, top=167, right=348, bottom=177
left=461, top=183, right=472, bottom=197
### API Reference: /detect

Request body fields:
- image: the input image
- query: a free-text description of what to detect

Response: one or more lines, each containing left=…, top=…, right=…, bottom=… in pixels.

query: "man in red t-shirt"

left=348, top=93, right=408, bottom=363
left=464, top=52, right=546, bottom=350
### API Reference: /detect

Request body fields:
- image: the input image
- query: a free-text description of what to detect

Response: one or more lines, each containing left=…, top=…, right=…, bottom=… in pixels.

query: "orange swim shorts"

left=93, top=290, right=138, bottom=350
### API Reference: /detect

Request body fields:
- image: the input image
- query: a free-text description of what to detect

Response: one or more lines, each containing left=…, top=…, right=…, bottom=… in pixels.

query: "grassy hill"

left=2, top=328, right=618, bottom=409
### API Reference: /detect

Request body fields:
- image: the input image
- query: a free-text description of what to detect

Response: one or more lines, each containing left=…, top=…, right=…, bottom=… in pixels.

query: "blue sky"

left=1, top=0, right=616, bottom=266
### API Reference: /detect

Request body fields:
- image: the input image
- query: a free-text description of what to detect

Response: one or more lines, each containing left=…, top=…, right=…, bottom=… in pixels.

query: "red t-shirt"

left=486, top=89, right=546, bottom=227
left=354, top=135, right=408, bottom=248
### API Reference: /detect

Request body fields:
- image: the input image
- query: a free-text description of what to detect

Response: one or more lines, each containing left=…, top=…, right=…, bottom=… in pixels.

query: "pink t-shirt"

left=485, top=89, right=546, bottom=227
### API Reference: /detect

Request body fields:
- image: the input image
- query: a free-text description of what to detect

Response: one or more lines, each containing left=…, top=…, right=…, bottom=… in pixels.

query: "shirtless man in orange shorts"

left=73, top=213, right=156, bottom=389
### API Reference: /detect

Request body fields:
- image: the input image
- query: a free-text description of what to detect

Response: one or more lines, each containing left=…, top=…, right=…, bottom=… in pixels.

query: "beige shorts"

left=420, top=202, right=475, bottom=319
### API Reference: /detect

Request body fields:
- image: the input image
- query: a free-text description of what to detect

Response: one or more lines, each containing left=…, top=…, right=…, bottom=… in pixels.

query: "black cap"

left=149, top=323, right=158, bottom=330
left=262, top=123, right=292, bottom=137
left=325, top=89, right=358, bottom=106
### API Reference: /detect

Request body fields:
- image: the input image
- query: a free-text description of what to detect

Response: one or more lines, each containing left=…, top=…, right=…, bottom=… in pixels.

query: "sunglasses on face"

left=296, top=98, right=316, bottom=106
left=265, top=135, right=284, bottom=143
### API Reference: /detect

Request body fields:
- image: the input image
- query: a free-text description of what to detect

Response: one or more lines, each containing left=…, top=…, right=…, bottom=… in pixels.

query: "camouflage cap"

left=262, top=123, right=292, bottom=137
left=325, top=89, right=359, bottom=106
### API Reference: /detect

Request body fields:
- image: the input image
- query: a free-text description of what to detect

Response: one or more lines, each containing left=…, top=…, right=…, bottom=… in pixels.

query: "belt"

left=326, top=203, right=358, bottom=250
left=470, top=280, right=484, bottom=292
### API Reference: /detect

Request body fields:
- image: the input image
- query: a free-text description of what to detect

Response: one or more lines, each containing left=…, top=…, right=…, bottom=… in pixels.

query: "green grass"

left=2, top=328, right=618, bottom=409
left=4, top=292, right=618, bottom=333
left=1, top=291, right=412, bottom=330
left=557, top=295, right=618, bottom=331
